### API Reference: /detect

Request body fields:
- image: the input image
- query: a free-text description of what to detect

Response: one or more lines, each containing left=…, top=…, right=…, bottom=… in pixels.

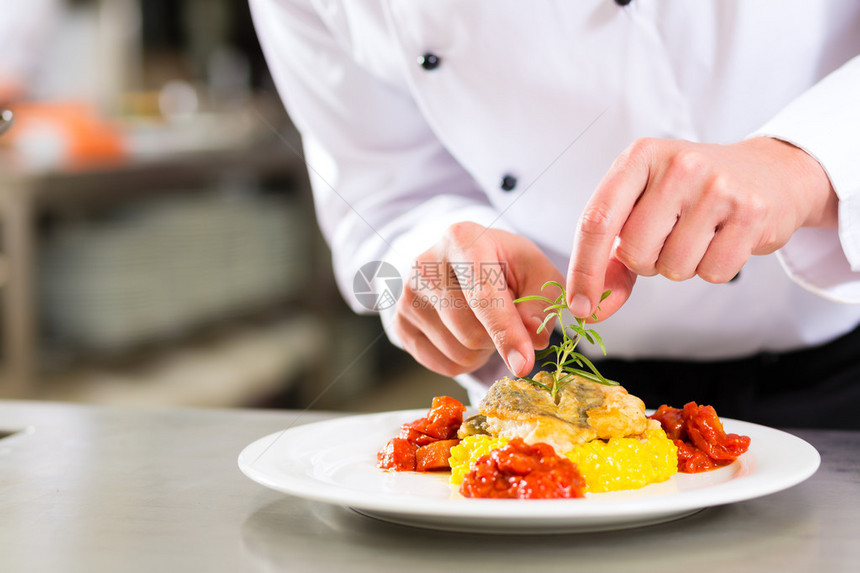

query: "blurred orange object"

left=5, top=102, right=126, bottom=169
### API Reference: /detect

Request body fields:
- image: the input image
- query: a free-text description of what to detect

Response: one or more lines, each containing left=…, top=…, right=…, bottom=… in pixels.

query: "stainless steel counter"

left=0, top=400, right=857, bottom=573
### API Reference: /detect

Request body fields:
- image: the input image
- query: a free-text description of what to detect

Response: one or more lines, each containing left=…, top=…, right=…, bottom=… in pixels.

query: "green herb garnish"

left=513, top=281, right=617, bottom=403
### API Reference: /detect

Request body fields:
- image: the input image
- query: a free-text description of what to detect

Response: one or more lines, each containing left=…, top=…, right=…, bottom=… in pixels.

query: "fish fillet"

left=469, top=372, right=648, bottom=453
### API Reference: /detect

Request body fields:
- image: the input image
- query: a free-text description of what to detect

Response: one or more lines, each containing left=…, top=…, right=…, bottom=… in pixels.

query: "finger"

left=656, top=205, right=723, bottom=281
left=401, top=293, right=494, bottom=371
left=614, top=165, right=687, bottom=276
left=435, top=285, right=496, bottom=351
left=445, top=234, right=537, bottom=378
left=457, top=271, right=534, bottom=377
left=395, top=314, right=489, bottom=377
left=521, top=310, right=556, bottom=351
left=583, top=256, right=636, bottom=322
left=696, top=223, right=753, bottom=283
left=399, top=249, right=494, bottom=363
left=567, top=139, right=655, bottom=317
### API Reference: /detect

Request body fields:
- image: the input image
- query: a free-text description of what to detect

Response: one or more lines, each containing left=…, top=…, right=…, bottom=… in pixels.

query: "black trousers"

left=543, top=323, right=860, bottom=430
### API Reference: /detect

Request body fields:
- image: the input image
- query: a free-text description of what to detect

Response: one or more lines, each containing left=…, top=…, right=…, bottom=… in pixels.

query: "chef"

left=251, top=0, right=860, bottom=427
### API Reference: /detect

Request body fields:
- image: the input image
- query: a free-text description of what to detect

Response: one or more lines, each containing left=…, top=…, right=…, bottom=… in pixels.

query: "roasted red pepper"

left=650, top=402, right=751, bottom=473
left=377, top=396, right=465, bottom=472
left=401, top=396, right=465, bottom=441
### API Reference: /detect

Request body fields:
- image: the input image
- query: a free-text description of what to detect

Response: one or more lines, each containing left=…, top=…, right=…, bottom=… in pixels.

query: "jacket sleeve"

left=749, top=54, right=860, bottom=303
left=250, top=0, right=508, bottom=322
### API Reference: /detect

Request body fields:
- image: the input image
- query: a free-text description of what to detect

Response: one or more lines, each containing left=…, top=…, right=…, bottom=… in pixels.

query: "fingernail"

left=506, top=349, right=527, bottom=376
left=570, top=294, right=591, bottom=318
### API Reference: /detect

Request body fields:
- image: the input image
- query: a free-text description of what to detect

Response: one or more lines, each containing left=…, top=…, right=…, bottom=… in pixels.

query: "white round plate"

left=238, top=409, right=819, bottom=534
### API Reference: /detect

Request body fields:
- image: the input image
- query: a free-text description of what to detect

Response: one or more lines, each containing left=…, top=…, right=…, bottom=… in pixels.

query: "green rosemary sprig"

left=513, top=281, right=617, bottom=402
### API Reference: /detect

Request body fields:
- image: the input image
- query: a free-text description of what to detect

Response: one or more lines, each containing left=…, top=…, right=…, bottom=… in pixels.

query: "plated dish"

left=237, top=409, right=820, bottom=534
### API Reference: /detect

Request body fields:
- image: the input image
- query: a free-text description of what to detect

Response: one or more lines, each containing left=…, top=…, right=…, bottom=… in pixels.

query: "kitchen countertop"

left=0, top=400, right=856, bottom=573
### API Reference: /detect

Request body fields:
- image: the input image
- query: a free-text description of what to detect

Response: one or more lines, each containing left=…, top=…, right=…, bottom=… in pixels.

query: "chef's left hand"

left=565, top=137, right=838, bottom=320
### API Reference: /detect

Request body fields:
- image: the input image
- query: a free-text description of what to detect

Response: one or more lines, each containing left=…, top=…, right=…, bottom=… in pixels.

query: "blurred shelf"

left=1, top=125, right=306, bottom=212
left=0, top=119, right=331, bottom=403
left=39, top=314, right=327, bottom=408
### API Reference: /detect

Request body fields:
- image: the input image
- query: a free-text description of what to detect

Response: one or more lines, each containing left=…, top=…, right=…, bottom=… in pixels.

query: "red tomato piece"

left=650, top=402, right=751, bottom=473
left=724, top=433, right=752, bottom=455
left=651, top=404, right=685, bottom=440
left=378, top=396, right=466, bottom=472
left=397, top=424, right=436, bottom=447
left=415, top=439, right=460, bottom=471
left=377, top=438, right=417, bottom=471
left=406, top=396, right=466, bottom=441
left=459, top=438, right=585, bottom=499
left=675, top=440, right=719, bottom=473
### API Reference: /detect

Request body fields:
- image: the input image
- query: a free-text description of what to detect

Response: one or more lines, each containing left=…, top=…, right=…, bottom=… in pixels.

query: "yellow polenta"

left=449, top=428, right=677, bottom=493
left=449, top=435, right=510, bottom=487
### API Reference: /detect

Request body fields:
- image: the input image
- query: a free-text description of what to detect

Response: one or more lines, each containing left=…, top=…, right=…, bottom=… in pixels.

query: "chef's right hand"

left=390, top=222, right=563, bottom=378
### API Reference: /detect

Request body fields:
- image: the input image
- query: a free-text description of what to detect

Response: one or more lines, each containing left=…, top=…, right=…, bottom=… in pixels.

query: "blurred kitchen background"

left=0, top=0, right=466, bottom=410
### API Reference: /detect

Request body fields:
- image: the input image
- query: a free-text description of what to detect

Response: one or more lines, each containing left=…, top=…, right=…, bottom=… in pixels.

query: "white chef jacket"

left=251, top=0, right=860, bottom=397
